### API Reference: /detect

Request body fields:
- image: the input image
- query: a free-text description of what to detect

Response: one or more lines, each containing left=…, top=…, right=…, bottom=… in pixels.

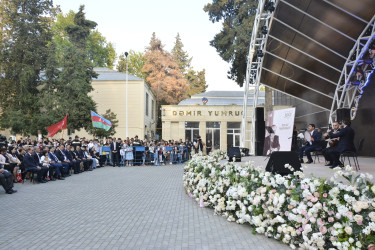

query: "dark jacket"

left=23, top=153, right=37, bottom=170
left=110, top=142, right=121, bottom=152
left=329, top=125, right=355, bottom=152
left=55, top=149, right=67, bottom=162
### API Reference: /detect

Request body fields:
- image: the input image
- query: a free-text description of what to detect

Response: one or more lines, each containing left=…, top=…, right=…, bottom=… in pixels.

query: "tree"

left=186, top=69, right=208, bottom=96
left=0, top=0, right=55, bottom=135
left=43, top=5, right=98, bottom=134
left=51, top=10, right=116, bottom=69
left=171, top=33, right=207, bottom=96
left=117, top=50, right=147, bottom=80
left=88, top=109, right=118, bottom=138
left=143, top=33, right=189, bottom=105
left=204, top=0, right=258, bottom=86
left=171, top=33, right=192, bottom=75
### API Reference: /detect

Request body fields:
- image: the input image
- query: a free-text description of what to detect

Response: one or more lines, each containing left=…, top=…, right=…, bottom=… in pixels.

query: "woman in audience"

left=5, top=147, right=20, bottom=182
left=125, top=141, right=133, bottom=166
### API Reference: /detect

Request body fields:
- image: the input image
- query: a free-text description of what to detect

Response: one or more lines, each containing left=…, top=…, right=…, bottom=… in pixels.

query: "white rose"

left=369, top=212, right=375, bottom=221
left=356, top=242, right=362, bottom=248
left=345, top=226, right=352, bottom=235
left=349, top=238, right=354, bottom=243
left=371, top=185, right=375, bottom=194
left=354, top=215, right=363, bottom=222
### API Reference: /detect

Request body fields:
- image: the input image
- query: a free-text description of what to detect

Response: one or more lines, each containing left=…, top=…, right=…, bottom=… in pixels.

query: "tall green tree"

left=44, top=5, right=98, bottom=134
left=117, top=50, right=147, bottom=80
left=171, top=33, right=207, bottom=96
left=87, top=109, right=118, bottom=138
left=186, top=69, right=208, bottom=96
left=171, top=33, right=192, bottom=75
left=51, top=10, right=116, bottom=69
left=0, top=0, right=55, bottom=135
left=204, top=0, right=258, bottom=86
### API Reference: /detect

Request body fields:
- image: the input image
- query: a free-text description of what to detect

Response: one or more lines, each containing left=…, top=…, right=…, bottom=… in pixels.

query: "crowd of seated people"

left=0, top=134, right=206, bottom=194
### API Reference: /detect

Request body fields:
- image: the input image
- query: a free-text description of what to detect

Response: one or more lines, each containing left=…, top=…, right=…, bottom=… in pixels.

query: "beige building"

left=162, top=91, right=289, bottom=151
left=76, top=67, right=157, bottom=139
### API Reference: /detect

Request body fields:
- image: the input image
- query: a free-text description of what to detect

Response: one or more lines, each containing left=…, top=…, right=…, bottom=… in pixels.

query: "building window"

left=185, top=122, right=199, bottom=142
left=151, top=100, right=154, bottom=119
left=206, top=122, right=220, bottom=150
left=227, top=122, right=241, bottom=148
left=146, top=93, right=149, bottom=116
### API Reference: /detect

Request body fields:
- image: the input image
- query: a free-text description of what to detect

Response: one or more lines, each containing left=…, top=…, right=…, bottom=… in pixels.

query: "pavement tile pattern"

left=0, top=165, right=289, bottom=250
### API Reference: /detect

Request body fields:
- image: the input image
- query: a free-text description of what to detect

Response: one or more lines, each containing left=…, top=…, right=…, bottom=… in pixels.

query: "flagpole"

left=125, top=52, right=129, bottom=138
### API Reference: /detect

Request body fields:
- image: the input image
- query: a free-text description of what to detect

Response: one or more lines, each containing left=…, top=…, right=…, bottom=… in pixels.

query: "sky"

left=53, top=0, right=243, bottom=92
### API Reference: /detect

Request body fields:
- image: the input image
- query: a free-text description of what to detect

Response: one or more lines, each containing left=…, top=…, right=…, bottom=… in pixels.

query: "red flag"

left=46, top=115, right=67, bottom=137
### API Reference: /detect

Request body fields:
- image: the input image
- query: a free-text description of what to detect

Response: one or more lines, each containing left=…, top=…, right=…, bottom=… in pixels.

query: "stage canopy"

left=261, top=0, right=375, bottom=114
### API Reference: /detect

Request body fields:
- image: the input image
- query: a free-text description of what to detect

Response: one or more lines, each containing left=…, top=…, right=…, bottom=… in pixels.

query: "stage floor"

left=233, top=155, right=375, bottom=179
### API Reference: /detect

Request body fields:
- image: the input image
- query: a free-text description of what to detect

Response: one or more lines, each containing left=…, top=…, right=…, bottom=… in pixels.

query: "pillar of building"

left=163, top=121, right=171, bottom=140
left=178, top=121, right=185, bottom=141
left=199, top=121, right=206, bottom=143
left=220, top=121, right=227, bottom=151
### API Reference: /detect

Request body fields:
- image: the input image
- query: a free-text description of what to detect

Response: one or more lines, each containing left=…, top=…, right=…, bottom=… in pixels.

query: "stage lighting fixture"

left=268, top=2, right=275, bottom=12
left=257, top=50, right=264, bottom=58
left=261, top=26, right=268, bottom=35
left=352, top=80, right=361, bottom=86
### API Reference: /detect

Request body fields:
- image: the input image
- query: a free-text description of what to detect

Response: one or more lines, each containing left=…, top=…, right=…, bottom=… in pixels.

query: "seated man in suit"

left=65, top=145, right=80, bottom=174
left=299, top=124, right=322, bottom=164
left=75, top=146, right=89, bottom=171
left=0, top=148, right=17, bottom=193
left=56, top=144, right=72, bottom=176
left=48, top=147, right=65, bottom=179
left=23, top=147, right=48, bottom=183
left=324, top=119, right=355, bottom=168
left=322, top=121, right=340, bottom=166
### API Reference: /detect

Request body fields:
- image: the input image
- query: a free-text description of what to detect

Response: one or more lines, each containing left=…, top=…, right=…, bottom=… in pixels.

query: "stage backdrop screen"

left=263, top=108, right=295, bottom=156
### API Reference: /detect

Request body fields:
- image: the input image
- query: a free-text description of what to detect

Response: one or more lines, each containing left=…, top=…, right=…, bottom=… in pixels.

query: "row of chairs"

left=312, top=138, right=364, bottom=171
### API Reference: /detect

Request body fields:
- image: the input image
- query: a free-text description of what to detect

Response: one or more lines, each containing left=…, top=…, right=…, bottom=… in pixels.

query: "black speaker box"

left=228, top=147, right=241, bottom=162
left=255, top=107, right=265, bottom=156
left=337, top=108, right=350, bottom=123
left=265, top=151, right=302, bottom=176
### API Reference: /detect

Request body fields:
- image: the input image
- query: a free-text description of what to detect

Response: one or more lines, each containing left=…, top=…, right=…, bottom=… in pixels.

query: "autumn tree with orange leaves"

left=143, top=33, right=189, bottom=105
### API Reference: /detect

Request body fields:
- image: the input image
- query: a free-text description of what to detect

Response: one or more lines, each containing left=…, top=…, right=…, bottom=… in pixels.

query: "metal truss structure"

left=329, top=16, right=375, bottom=123
left=242, top=0, right=374, bottom=155
left=241, top=0, right=278, bottom=154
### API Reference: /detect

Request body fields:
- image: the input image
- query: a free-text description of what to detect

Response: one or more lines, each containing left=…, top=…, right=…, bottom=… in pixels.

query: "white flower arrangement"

left=184, top=154, right=375, bottom=249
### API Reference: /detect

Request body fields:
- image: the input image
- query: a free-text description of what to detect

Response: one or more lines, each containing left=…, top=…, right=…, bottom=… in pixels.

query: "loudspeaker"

left=337, top=108, right=350, bottom=123
left=265, top=151, right=302, bottom=176
left=255, top=107, right=265, bottom=156
left=228, top=147, right=241, bottom=162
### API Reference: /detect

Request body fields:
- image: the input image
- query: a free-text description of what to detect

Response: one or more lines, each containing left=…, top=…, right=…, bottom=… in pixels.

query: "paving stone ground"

left=0, top=165, right=289, bottom=250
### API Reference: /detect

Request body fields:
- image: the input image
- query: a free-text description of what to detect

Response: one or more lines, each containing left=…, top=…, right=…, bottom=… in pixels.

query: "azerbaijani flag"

left=91, top=111, right=112, bottom=131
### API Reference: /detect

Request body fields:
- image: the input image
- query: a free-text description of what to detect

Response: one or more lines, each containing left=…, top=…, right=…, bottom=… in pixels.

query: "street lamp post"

left=125, top=51, right=129, bottom=138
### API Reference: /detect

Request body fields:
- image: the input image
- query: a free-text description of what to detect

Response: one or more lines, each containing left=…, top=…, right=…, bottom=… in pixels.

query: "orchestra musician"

left=322, top=121, right=340, bottom=166
left=299, top=124, right=322, bottom=164
left=323, top=119, right=355, bottom=169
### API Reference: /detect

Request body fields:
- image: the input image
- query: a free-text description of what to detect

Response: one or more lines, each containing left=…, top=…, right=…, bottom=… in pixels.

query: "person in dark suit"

left=75, top=146, right=89, bottom=171
left=56, top=145, right=72, bottom=176
left=65, top=145, right=80, bottom=174
left=325, top=119, right=355, bottom=168
left=23, top=147, right=48, bottom=183
left=110, top=138, right=121, bottom=167
left=299, top=124, right=322, bottom=164
left=322, top=121, right=340, bottom=166
left=48, top=147, right=65, bottom=179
